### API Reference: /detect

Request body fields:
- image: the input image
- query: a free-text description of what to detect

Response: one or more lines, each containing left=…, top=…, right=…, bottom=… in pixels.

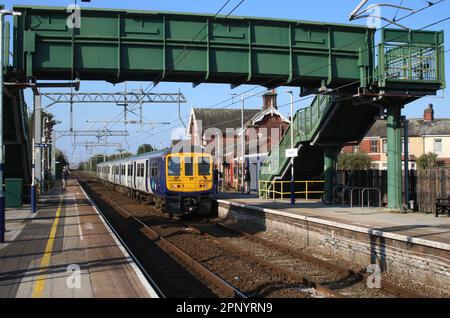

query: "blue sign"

left=35, top=143, right=50, bottom=148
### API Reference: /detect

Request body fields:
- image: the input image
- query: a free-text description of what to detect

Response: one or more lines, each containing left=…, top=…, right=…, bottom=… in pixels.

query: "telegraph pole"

left=286, top=90, right=295, bottom=205
left=241, top=93, right=245, bottom=194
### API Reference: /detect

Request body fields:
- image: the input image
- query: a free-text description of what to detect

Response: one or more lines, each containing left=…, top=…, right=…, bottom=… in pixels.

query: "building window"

left=353, top=145, right=360, bottom=153
left=434, top=138, right=442, bottom=152
left=370, top=140, right=378, bottom=153
left=382, top=139, right=387, bottom=153
left=371, top=163, right=379, bottom=169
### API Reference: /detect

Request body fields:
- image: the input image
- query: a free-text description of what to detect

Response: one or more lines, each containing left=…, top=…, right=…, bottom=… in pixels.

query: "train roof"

left=97, top=146, right=210, bottom=166
left=97, top=148, right=169, bottom=166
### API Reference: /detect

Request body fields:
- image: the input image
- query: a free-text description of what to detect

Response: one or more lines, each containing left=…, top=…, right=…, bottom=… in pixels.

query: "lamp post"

left=41, top=117, right=49, bottom=192
left=286, top=90, right=295, bottom=205
left=228, top=92, right=248, bottom=193
left=240, top=93, right=245, bottom=193
left=0, top=9, right=21, bottom=242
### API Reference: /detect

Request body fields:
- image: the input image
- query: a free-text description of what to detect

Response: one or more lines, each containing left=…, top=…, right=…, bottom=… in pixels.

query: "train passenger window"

left=150, top=161, right=158, bottom=177
left=184, top=157, right=194, bottom=176
left=198, top=157, right=211, bottom=176
left=168, top=157, right=180, bottom=176
left=140, top=164, right=145, bottom=177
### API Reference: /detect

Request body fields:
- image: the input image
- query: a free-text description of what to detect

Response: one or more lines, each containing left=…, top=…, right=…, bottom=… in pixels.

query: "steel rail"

left=78, top=176, right=247, bottom=298
left=215, top=223, right=426, bottom=298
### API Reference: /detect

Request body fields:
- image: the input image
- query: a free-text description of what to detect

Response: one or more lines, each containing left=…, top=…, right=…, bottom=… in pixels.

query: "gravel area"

left=233, top=222, right=450, bottom=298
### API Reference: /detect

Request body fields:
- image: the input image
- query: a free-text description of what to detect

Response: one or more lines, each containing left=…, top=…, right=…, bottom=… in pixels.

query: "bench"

left=435, top=197, right=450, bottom=217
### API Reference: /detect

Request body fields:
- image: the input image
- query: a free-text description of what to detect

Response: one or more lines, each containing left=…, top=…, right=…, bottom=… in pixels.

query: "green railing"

left=377, top=29, right=445, bottom=89
left=259, top=94, right=334, bottom=192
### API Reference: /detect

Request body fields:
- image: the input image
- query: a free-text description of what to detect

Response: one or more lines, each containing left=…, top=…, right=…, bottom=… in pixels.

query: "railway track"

left=76, top=175, right=244, bottom=298
left=76, top=173, right=425, bottom=298
left=190, top=222, right=424, bottom=298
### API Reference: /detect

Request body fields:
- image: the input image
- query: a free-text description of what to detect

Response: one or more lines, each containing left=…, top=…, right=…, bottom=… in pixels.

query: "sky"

left=3, top=0, right=450, bottom=166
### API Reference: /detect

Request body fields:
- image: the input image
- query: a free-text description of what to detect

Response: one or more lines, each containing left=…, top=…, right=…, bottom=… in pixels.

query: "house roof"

left=191, top=108, right=261, bottom=133
left=366, top=118, right=450, bottom=138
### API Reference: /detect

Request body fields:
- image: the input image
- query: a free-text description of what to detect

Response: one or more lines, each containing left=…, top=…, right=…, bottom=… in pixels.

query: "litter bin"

left=5, top=178, right=23, bottom=208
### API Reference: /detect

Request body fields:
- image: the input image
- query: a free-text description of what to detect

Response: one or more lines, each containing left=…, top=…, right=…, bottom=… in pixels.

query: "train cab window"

left=168, top=157, right=181, bottom=176
left=198, top=156, right=211, bottom=176
left=184, top=157, right=194, bottom=176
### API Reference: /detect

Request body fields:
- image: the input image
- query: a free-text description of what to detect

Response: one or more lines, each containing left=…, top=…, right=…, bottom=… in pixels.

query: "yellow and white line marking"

left=31, top=197, right=63, bottom=298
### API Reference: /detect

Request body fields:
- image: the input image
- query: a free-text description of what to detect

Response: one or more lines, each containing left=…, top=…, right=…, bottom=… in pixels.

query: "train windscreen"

left=168, top=157, right=181, bottom=176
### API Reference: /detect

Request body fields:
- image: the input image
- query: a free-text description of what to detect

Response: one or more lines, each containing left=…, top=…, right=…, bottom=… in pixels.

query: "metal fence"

left=336, top=169, right=450, bottom=213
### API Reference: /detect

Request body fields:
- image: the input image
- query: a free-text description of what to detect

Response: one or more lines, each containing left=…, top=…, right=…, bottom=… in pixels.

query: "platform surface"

left=0, top=180, right=158, bottom=298
left=216, top=193, right=450, bottom=248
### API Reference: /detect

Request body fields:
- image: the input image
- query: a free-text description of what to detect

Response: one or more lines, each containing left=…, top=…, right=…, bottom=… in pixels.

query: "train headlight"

left=171, top=183, right=182, bottom=189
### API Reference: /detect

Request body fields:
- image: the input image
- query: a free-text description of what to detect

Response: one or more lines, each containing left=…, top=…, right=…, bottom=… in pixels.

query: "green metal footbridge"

left=7, top=5, right=447, bottom=210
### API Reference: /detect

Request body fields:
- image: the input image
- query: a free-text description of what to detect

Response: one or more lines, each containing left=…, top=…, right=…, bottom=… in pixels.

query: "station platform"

left=215, top=193, right=450, bottom=292
left=216, top=193, right=450, bottom=248
left=0, top=180, right=158, bottom=298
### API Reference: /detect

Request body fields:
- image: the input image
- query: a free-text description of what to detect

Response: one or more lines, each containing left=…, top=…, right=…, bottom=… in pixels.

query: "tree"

left=416, top=152, right=439, bottom=170
left=78, top=162, right=87, bottom=171
left=137, top=143, right=154, bottom=155
left=28, top=109, right=57, bottom=143
left=55, top=149, right=68, bottom=178
left=337, top=152, right=373, bottom=171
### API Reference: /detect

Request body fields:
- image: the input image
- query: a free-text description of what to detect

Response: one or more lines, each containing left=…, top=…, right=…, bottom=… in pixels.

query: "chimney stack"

left=424, top=103, right=434, bottom=121
left=262, top=89, right=277, bottom=110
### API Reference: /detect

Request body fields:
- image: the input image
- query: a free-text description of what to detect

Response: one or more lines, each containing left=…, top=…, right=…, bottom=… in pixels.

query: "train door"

left=145, top=160, right=149, bottom=192
left=137, top=161, right=145, bottom=191
left=148, top=160, right=158, bottom=193
left=182, top=155, right=196, bottom=192
left=133, top=161, right=137, bottom=189
left=136, top=162, right=141, bottom=190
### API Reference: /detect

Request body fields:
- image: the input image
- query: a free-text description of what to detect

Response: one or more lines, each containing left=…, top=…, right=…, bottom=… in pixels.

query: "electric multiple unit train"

left=96, top=148, right=214, bottom=215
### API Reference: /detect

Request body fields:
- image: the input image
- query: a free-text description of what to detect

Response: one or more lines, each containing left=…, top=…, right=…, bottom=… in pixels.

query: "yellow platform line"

left=32, top=197, right=63, bottom=298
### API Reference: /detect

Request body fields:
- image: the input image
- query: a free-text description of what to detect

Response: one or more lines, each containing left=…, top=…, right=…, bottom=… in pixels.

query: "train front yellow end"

left=166, top=152, right=213, bottom=194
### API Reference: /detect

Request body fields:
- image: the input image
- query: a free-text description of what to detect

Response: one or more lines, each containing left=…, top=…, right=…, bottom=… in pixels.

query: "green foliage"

left=28, top=109, right=58, bottom=142
left=137, top=144, right=154, bottom=155
left=416, top=152, right=439, bottom=170
left=55, top=149, right=68, bottom=178
left=337, top=152, right=373, bottom=171
left=79, top=152, right=134, bottom=171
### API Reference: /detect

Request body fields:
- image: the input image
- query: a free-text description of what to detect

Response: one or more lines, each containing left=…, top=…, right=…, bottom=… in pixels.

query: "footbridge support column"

left=386, top=104, right=403, bottom=210
left=324, top=147, right=338, bottom=203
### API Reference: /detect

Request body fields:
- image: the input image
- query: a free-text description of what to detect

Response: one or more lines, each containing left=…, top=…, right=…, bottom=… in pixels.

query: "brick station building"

left=187, top=90, right=289, bottom=190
